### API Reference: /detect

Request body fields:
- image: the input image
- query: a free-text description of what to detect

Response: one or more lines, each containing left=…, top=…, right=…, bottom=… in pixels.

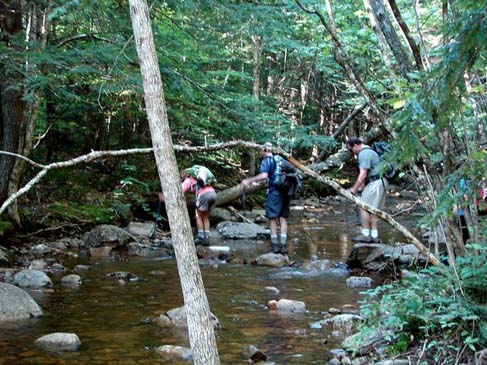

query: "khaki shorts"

left=361, top=178, right=388, bottom=209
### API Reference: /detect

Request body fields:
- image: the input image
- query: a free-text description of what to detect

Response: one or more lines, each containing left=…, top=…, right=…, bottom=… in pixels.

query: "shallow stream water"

left=0, top=200, right=410, bottom=364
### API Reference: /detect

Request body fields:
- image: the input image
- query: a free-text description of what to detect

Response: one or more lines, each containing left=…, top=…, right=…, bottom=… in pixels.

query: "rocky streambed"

left=0, top=194, right=426, bottom=364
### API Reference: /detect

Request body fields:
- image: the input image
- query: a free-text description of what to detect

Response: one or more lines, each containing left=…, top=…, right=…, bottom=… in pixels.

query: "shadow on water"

left=0, top=201, right=413, bottom=364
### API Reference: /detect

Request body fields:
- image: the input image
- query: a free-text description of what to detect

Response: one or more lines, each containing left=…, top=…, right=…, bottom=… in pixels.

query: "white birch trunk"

left=128, top=1, right=220, bottom=364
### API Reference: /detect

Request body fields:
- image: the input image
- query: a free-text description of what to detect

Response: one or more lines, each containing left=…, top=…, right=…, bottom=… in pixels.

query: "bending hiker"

left=240, top=142, right=293, bottom=254
left=346, top=137, right=388, bottom=243
left=160, top=166, right=217, bottom=246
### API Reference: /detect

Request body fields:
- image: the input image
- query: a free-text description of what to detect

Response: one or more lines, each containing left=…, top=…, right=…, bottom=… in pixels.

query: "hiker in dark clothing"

left=240, top=142, right=290, bottom=254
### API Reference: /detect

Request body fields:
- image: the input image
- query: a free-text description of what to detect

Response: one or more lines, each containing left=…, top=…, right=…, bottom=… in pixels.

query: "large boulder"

left=346, top=276, right=372, bottom=288
left=61, top=274, right=82, bottom=285
left=126, top=222, right=154, bottom=237
left=216, top=221, right=270, bottom=240
left=347, top=243, right=427, bottom=271
left=127, top=242, right=171, bottom=258
left=211, top=207, right=235, bottom=223
left=83, top=224, right=134, bottom=248
left=0, top=283, right=43, bottom=320
left=13, top=269, right=53, bottom=288
left=321, top=313, right=363, bottom=333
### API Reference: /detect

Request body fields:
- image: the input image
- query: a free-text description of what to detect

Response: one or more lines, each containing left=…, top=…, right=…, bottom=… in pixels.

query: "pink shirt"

left=181, top=177, right=215, bottom=197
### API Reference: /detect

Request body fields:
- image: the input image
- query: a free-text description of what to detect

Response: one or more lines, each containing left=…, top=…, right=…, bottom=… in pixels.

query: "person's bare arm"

left=241, top=172, right=268, bottom=188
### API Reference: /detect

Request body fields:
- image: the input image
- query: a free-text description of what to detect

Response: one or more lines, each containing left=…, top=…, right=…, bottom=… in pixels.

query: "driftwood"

left=227, top=206, right=254, bottom=224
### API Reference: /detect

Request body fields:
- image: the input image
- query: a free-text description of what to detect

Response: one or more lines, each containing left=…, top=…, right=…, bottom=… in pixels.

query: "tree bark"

left=0, top=0, right=24, bottom=205
left=363, top=0, right=413, bottom=78
left=363, top=0, right=393, bottom=69
left=386, top=0, right=424, bottom=71
left=128, top=1, right=220, bottom=364
left=249, top=34, right=263, bottom=175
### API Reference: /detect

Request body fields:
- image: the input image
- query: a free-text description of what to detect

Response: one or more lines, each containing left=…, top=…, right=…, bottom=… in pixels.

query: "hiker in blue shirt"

left=346, top=137, right=388, bottom=243
left=240, top=142, right=290, bottom=254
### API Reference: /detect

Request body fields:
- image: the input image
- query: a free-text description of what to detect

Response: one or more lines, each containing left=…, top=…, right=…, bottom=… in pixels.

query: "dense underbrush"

left=349, top=244, right=487, bottom=364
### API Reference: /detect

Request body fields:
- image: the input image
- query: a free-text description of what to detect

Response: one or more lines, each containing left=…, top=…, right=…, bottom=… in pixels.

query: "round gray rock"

left=13, top=269, right=53, bottom=288
left=35, top=332, right=81, bottom=351
left=0, top=282, right=43, bottom=320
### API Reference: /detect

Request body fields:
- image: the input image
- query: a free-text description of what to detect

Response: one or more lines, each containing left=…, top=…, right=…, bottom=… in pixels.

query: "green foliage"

left=356, top=245, right=487, bottom=360
left=0, top=221, right=13, bottom=237
left=46, top=201, right=117, bottom=223
left=112, top=164, right=156, bottom=219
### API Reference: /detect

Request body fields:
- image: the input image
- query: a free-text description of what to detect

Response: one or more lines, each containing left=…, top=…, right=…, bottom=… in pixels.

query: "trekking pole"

left=240, top=187, right=248, bottom=211
left=150, top=200, right=161, bottom=244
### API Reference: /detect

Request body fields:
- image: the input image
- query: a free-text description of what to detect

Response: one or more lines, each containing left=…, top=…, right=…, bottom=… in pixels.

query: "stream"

left=0, top=199, right=412, bottom=364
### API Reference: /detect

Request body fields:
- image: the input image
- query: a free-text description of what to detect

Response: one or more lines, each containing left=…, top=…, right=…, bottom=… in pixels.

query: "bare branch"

left=0, top=151, right=44, bottom=168
left=57, top=33, right=118, bottom=47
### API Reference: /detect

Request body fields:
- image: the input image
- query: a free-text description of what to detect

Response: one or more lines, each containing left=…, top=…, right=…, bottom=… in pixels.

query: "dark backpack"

left=370, top=141, right=398, bottom=181
left=269, top=156, right=301, bottom=198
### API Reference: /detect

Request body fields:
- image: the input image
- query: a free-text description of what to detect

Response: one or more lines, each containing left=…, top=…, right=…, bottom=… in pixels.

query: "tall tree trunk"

left=386, top=0, right=424, bottom=71
left=363, top=0, right=413, bottom=78
left=0, top=0, right=24, bottom=206
left=8, top=0, right=52, bottom=225
left=363, top=0, right=393, bottom=69
left=249, top=34, right=263, bottom=175
left=128, top=1, right=220, bottom=364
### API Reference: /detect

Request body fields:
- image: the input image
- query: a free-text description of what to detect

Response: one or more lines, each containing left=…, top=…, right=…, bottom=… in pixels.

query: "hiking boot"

left=270, top=243, right=280, bottom=254
left=194, top=237, right=210, bottom=246
left=279, top=244, right=288, bottom=255
left=369, top=236, right=381, bottom=243
left=352, top=235, right=372, bottom=243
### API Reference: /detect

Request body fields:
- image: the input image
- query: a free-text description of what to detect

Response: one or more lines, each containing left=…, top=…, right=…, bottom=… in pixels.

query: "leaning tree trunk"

left=128, top=1, right=220, bottom=364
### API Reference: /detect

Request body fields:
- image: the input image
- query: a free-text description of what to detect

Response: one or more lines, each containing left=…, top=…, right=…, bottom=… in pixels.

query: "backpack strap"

left=268, top=156, right=277, bottom=185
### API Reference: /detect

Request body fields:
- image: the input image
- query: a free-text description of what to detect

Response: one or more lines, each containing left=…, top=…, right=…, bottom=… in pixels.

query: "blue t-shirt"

left=259, top=155, right=282, bottom=191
